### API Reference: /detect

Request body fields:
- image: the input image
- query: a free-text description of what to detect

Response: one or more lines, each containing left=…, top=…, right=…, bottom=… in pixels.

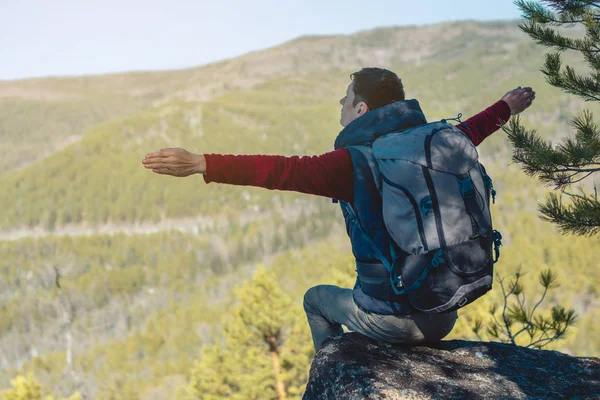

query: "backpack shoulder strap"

left=339, top=201, right=403, bottom=292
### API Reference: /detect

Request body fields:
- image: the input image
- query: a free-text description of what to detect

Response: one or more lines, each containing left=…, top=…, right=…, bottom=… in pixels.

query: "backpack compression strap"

left=457, top=173, right=492, bottom=237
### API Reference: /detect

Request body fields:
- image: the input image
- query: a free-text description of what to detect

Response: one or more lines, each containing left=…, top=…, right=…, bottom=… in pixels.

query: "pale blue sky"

left=0, top=0, right=522, bottom=81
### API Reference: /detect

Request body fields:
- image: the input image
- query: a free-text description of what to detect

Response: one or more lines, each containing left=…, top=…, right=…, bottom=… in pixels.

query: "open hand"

left=501, top=86, right=536, bottom=115
left=142, top=147, right=205, bottom=177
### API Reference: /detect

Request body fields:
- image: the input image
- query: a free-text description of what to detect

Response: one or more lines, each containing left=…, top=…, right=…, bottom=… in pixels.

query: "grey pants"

left=303, top=284, right=458, bottom=351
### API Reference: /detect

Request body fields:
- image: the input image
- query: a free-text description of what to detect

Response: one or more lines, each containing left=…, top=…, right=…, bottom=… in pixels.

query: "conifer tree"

left=504, top=0, right=600, bottom=235
left=179, top=266, right=313, bottom=400
left=472, top=268, right=578, bottom=349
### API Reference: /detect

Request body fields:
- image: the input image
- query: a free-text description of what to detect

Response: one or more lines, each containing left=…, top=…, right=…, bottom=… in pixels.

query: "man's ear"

left=357, top=101, right=369, bottom=116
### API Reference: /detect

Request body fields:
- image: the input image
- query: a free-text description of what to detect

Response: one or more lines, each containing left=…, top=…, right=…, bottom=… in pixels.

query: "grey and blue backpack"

left=342, top=118, right=503, bottom=313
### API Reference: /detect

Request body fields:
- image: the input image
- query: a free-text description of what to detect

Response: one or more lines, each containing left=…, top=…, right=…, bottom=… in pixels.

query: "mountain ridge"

left=0, top=19, right=523, bottom=84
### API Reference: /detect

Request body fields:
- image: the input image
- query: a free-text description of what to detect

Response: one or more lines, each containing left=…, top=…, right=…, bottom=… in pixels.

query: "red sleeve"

left=203, top=148, right=354, bottom=202
left=455, top=100, right=511, bottom=146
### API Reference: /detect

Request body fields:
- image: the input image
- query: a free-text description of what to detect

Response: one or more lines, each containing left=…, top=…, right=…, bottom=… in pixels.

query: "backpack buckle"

left=430, top=249, right=445, bottom=268
left=457, top=176, right=475, bottom=199
left=390, top=275, right=405, bottom=295
left=493, top=230, right=503, bottom=263
left=420, top=196, right=433, bottom=215
left=483, top=175, right=497, bottom=204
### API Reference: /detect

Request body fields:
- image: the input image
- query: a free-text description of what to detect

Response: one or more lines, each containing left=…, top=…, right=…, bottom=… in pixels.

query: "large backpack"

left=342, top=118, right=503, bottom=313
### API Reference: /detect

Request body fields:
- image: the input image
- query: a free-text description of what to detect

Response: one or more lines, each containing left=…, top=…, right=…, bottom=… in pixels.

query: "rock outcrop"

left=303, top=332, right=599, bottom=399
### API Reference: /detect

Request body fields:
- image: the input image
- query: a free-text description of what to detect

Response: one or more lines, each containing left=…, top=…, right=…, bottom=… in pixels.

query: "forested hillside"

left=1, top=20, right=598, bottom=399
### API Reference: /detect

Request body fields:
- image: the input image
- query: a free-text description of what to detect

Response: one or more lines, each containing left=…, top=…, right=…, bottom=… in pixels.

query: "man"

left=142, top=68, right=535, bottom=351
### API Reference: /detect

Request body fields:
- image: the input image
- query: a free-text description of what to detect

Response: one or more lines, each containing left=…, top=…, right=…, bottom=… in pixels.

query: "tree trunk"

left=268, top=336, right=287, bottom=400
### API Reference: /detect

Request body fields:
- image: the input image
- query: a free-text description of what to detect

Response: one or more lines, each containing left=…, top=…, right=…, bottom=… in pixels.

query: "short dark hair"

left=350, top=68, right=405, bottom=110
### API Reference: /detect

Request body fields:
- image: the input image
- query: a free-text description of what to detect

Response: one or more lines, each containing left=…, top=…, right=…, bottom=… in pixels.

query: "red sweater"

left=203, top=100, right=510, bottom=203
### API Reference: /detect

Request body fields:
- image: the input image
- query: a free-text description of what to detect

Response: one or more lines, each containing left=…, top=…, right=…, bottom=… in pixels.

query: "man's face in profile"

left=339, top=82, right=366, bottom=127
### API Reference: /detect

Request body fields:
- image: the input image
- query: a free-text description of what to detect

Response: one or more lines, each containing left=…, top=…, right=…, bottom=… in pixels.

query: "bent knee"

left=303, top=285, right=339, bottom=312
left=303, top=285, right=322, bottom=311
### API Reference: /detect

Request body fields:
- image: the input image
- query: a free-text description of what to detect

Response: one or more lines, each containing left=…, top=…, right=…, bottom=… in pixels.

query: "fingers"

left=141, top=157, right=177, bottom=174
left=143, top=161, right=172, bottom=169
left=152, top=169, right=173, bottom=175
left=143, top=151, right=173, bottom=165
left=145, top=152, right=169, bottom=159
left=523, top=88, right=535, bottom=98
left=518, top=87, right=535, bottom=104
left=142, top=148, right=190, bottom=177
left=145, top=148, right=179, bottom=159
left=527, top=91, right=536, bottom=102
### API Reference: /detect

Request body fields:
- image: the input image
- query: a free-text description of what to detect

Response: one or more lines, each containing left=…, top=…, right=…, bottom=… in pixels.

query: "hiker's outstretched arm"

left=142, top=147, right=355, bottom=202
left=202, top=150, right=354, bottom=202
left=456, top=86, right=535, bottom=146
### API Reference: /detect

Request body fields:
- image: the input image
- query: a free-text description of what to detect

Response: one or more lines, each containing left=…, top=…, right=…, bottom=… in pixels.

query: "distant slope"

left=0, top=68, right=197, bottom=172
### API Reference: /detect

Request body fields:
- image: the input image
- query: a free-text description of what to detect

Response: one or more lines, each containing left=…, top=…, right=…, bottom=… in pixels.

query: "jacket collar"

left=333, top=99, right=427, bottom=149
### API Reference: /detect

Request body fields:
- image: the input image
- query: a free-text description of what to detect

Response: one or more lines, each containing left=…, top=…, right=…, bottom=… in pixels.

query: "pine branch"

left=539, top=0, right=600, bottom=18
left=569, top=109, right=600, bottom=152
left=543, top=0, right=600, bottom=14
left=509, top=307, right=533, bottom=339
left=550, top=166, right=599, bottom=173
left=499, top=275, right=517, bottom=345
left=477, top=269, right=578, bottom=349
left=472, top=319, right=485, bottom=342
left=529, top=335, right=560, bottom=348
left=564, top=189, right=594, bottom=200
left=561, top=171, right=595, bottom=184
left=516, top=0, right=599, bottom=24
left=529, top=287, right=548, bottom=320
left=503, top=116, right=600, bottom=189
left=527, top=306, right=577, bottom=348
left=516, top=1, right=600, bottom=105
left=539, top=191, right=600, bottom=235
left=542, top=53, right=600, bottom=102
left=519, top=19, right=589, bottom=50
